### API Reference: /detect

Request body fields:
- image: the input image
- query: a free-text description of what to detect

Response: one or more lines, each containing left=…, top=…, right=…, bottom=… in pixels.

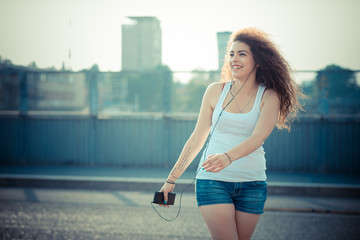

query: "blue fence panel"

left=96, top=115, right=166, bottom=167
left=263, top=117, right=360, bottom=173
left=167, top=115, right=198, bottom=169
left=16, top=116, right=91, bottom=165
left=0, top=114, right=359, bottom=173
left=0, top=115, right=23, bottom=163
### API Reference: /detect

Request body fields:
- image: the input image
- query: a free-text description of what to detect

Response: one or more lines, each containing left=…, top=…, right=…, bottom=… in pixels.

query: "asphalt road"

left=0, top=187, right=359, bottom=240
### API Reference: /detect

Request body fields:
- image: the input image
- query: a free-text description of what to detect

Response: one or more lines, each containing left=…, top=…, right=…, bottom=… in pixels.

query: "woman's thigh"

left=199, top=204, right=238, bottom=240
left=235, top=210, right=261, bottom=240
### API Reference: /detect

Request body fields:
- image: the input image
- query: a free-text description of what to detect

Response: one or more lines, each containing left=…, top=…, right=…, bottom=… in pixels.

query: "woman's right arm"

left=160, top=82, right=221, bottom=204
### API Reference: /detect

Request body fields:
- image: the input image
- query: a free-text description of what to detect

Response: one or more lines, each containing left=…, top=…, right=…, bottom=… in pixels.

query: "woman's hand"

left=159, top=182, right=175, bottom=207
left=202, top=153, right=232, bottom=173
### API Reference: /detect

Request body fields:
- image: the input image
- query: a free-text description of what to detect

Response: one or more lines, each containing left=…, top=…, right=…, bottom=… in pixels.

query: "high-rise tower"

left=216, top=31, right=232, bottom=70
left=121, top=16, right=162, bottom=71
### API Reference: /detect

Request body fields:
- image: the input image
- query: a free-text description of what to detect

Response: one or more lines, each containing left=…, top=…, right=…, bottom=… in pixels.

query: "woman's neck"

left=231, top=77, right=258, bottom=95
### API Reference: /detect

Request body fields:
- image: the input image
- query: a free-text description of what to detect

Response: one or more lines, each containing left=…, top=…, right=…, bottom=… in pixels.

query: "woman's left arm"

left=202, top=89, right=281, bottom=173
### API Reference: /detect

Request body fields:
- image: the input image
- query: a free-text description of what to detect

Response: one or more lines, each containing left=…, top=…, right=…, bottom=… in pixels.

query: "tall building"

left=216, top=31, right=232, bottom=70
left=122, top=16, right=162, bottom=71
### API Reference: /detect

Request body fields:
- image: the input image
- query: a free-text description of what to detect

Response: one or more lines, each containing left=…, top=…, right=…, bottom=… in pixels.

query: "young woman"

left=159, top=28, right=303, bottom=240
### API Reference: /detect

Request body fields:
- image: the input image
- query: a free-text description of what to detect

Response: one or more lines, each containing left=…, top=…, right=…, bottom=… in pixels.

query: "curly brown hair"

left=220, top=27, right=305, bottom=130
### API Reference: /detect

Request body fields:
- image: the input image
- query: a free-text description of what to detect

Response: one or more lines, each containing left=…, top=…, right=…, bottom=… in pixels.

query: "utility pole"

left=68, top=19, right=72, bottom=71
left=318, top=71, right=329, bottom=116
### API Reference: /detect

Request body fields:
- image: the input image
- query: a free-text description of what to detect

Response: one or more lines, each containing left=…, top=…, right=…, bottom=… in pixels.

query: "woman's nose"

left=232, top=56, right=239, bottom=63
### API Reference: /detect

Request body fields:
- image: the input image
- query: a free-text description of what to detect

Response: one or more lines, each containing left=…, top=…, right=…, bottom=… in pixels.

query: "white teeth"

left=233, top=66, right=241, bottom=69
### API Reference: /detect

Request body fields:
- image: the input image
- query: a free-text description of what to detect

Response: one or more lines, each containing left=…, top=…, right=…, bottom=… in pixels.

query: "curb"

left=264, top=207, right=360, bottom=215
left=267, top=182, right=360, bottom=198
left=1, top=174, right=360, bottom=198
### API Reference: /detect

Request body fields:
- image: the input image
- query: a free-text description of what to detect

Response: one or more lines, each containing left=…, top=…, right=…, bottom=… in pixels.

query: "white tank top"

left=196, top=81, right=267, bottom=182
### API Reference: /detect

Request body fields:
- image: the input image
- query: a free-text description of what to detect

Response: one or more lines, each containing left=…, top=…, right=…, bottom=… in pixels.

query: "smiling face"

left=228, top=41, right=257, bottom=80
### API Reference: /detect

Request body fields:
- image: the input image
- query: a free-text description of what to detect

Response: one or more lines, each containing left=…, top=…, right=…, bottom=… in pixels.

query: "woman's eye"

left=230, top=53, right=234, bottom=57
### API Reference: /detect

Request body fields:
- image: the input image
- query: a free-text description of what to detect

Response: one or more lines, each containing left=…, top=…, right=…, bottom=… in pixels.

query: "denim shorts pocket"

left=196, top=180, right=225, bottom=195
left=252, top=181, right=267, bottom=187
left=196, top=179, right=234, bottom=206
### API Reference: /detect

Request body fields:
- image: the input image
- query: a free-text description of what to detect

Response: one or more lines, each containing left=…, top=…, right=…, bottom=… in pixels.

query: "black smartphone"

left=152, top=191, right=176, bottom=205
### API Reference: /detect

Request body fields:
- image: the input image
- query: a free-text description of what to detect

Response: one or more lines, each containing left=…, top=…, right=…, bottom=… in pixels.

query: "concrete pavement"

left=1, top=166, right=360, bottom=239
left=1, top=187, right=360, bottom=239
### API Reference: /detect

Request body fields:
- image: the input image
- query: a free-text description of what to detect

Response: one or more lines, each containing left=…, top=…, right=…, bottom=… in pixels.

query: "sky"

left=1, top=0, right=360, bottom=75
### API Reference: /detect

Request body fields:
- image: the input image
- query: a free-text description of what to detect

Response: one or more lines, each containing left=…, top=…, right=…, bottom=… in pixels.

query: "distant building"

left=0, top=60, right=38, bottom=111
left=121, top=16, right=162, bottom=71
left=216, top=31, right=232, bottom=70
left=26, top=72, right=88, bottom=111
left=0, top=61, right=87, bottom=112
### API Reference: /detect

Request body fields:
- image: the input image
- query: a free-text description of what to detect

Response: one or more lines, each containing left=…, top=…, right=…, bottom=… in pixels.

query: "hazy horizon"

left=1, top=0, right=360, bottom=73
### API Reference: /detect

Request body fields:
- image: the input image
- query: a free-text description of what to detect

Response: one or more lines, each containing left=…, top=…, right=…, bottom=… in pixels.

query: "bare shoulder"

left=263, top=88, right=280, bottom=100
left=260, top=88, right=280, bottom=109
left=205, top=82, right=224, bottom=109
left=207, top=81, right=224, bottom=92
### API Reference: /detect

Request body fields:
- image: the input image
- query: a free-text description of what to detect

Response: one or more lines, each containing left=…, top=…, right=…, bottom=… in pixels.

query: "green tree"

left=316, top=64, right=359, bottom=100
left=171, top=81, right=185, bottom=112
left=126, top=65, right=173, bottom=112
left=183, top=69, right=212, bottom=113
left=90, top=64, right=100, bottom=72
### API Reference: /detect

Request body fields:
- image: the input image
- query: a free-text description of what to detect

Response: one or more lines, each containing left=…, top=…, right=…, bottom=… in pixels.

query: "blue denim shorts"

left=195, top=179, right=267, bottom=214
